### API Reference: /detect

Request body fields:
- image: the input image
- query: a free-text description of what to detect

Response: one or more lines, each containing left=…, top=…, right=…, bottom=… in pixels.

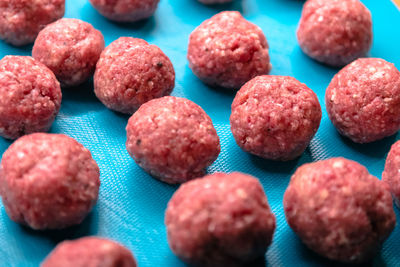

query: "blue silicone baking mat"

left=0, top=0, right=399, bottom=266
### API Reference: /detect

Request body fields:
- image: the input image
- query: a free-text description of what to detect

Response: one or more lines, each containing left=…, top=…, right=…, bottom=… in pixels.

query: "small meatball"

left=0, top=0, right=65, bottom=46
left=297, top=0, right=372, bottom=67
left=0, top=56, right=62, bottom=140
left=41, top=237, right=136, bottom=267
left=383, top=140, right=400, bottom=207
left=89, top=0, right=160, bottom=22
left=94, top=37, right=175, bottom=114
left=188, top=11, right=271, bottom=89
left=0, top=133, right=100, bottom=230
left=126, top=96, right=220, bottom=184
left=284, top=158, right=396, bottom=263
left=198, top=0, right=232, bottom=4
left=326, top=58, right=400, bottom=143
left=230, top=75, right=322, bottom=161
left=32, top=18, right=105, bottom=87
left=166, top=172, right=276, bottom=267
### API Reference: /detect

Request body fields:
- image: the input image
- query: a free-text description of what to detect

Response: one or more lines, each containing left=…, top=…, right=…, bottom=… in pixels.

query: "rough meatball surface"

left=0, top=56, right=62, bottom=140
left=0, top=0, right=65, bottom=46
left=0, top=133, right=100, bottom=230
left=94, top=37, right=175, bottom=114
left=188, top=11, right=271, bottom=89
left=284, top=157, right=396, bottom=263
left=383, top=140, right=400, bottom=208
left=166, top=172, right=276, bottom=267
left=89, top=0, right=159, bottom=22
left=41, top=237, right=136, bottom=267
left=126, top=96, right=220, bottom=184
left=326, top=58, right=400, bottom=143
left=33, top=18, right=105, bottom=87
left=297, top=0, right=372, bottom=67
left=230, top=75, right=321, bottom=161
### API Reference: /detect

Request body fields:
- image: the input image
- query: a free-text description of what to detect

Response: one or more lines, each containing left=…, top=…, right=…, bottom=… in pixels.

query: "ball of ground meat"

left=383, top=140, right=400, bottom=208
left=326, top=58, right=400, bottom=143
left=198, top=0, right=232, bottom=4
left=0, top=133, right=100, bottom=230
left=284, top=157, right=396, bottom=263
left=188, top=11, right=271, bottom=89
left=32, top=18, right=105, bottom=88
left=94, top=37, right=175, bottom=114
left=297, top=0, right=372, bottom=67
left=41, top=237, right=136, bottom=267
left=0, top=0, right=65, bottom=46
left=0, top=56, right=62, bottom=140
left=89, top=0, right=159, bottom=22
left=230, top=75, right=321, bottom=161
left=126, top=96, right=220, bottom=184
left=166, top=172, right=276, bottom=267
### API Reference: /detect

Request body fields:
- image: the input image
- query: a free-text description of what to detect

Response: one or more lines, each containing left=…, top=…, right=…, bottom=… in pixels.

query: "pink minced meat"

left=0, top=133, right=100, bottom=230
left=284, top=157, right=396, bottom=263
left=0, top=56, right=62, bottom=140
left=326, top=58, right=400, bottom=143
left=165, top=172, right=276, bottom=267
left=0, top=0, right=65, bottom=46
left=383, top=140, right=400, bottom=208
left=188, top=11, right=271, bottom=89
left=41, top=237, right=136, bottom=267
left=94, top=37, right=175, bottom=114
left=126, top=96, right=220, bottom=184
left=230, top=75, right=321, bottom=161
left=89, top=0, right=159, bottom=22
left=32, top=18, right=105, bottom=88
left=297, top=0, right=372, bottom=67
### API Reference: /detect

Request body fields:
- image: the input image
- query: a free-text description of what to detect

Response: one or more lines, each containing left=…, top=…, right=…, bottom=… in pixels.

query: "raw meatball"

left=166, top=172, right=276, bottom=267
left=89, top=0, right=159, bottom=22
left=297, top=0, right=372, bottom=67
left=230, top=75, right=321, bottom=161
left=326, top=58, right=400, bottom=143
left=383, top=140, right=400, bottom=208
left=0, top=133, right=100, bottom=230
left=32, top=18, right=105, bottom=87
left=126, top=96, right=220, bottom=184
left=198, top=0, right=232, bottom=4
left=284, top=158, right=396, bottom=263
left=188, top=11, right=271, bottom=89
left=0, top=56, right=62, bottom=140
left=41, top=237, right=136, bottom=267
left=94, top=37, right=175, bottom=114
left=0, top=0, right=65, bottom=46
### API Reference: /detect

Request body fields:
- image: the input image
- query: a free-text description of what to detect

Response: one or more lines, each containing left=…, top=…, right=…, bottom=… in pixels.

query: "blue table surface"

left=0, top=0, right=399, bottom=266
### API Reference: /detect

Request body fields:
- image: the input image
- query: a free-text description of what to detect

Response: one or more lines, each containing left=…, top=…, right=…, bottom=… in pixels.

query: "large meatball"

left=326, top=58, right=400, bottom=143
left=33, top=18, right=105, bottom=87
left=383, top=140, right=400, bottom=208
left=188, top=11, right=271, bottom=89
left=165, top=172, right=276, bottom=267
left=230, top=75, right=321, bottom=161
left=94, top=37, right=175, bottom=114
left=0, top=133, right=100, bottom=230
left=297, top=0, right=372, bottom=67
left=0, top=56, right=62, bottom=140
left=284, top=157, right=396, bottom=263
left=0, top=0, right=65, bottom=46
left=126, top=96, right=220, bottom=184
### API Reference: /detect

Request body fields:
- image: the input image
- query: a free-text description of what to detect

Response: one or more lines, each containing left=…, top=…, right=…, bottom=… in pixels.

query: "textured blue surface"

left=0, top=0, right=399, bottom=266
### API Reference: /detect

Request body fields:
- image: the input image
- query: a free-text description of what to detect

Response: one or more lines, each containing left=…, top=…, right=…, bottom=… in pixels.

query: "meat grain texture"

left=230, top=75, right=321, bottom=161
left=297, top=0, right=372, bottom=67
left=383, top=140, right=400, bottom=208
left=41, top=237, right=136, bottom=267
left=33, top=18, right=105, bottom=87
left=0, top=0, right=65, bottom=46
left=188, top=11, right=271, bottom=89
left=94, top=37, right=175, bottom=114
left=326, top=58, right=400, bottom=143
left=126, top=96, right=220, bottom=184
left=89, top=0, right=159, bottom=22
left=284, top=158, right=396, bottom=263
left=0, top=56, right=62, bottom=140
left=165, top=172, right=276, bottom=267
left=0, top=133, right=100, bottom=230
